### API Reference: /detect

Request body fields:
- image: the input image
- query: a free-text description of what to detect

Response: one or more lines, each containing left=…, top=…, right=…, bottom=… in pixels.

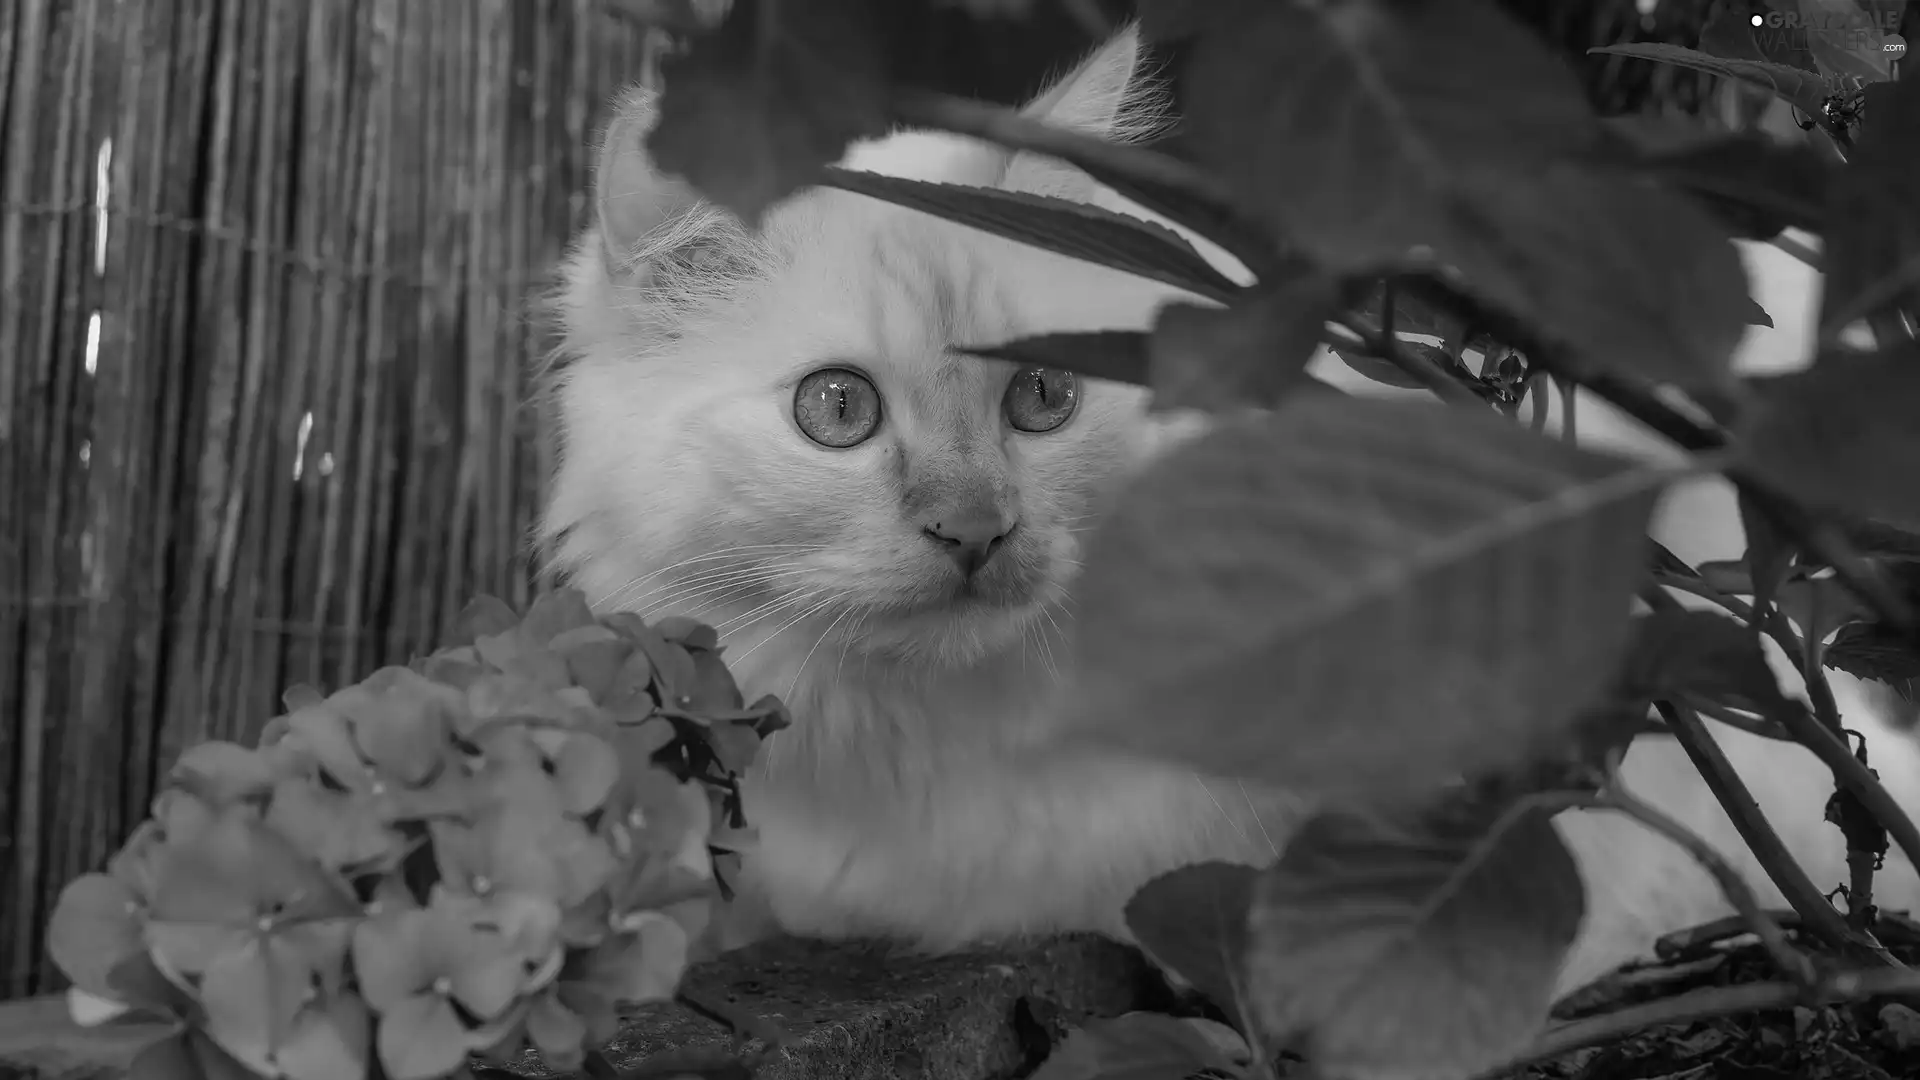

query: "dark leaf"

left=819, top=170, right=1243, bottom=301
left=128, top=1029, right=262, bottom=1080
left=1739, top=488, right=1798, bottom=621
left=1332, top=341, right=1461, bottom=392
left=1179, top=5, right=1750, bottom=388
left=1030, top=1012, right=1243, bottom=1080
left=1602, top=127, right=1833, bottom=239
left=1588, top=43, right=1834, bottom=116
left=1122, top=862, right=1258, bottom=1028
left=1797, top=0, right=1902, bottom=82
left=1778, top=576, right=1873, bottom=645
left=1065, top=397, right=1668, bottom=807
left=1147, top=274, right=1340, bottom=412
left=1649, top=539, right=1699, bottom=580
left=1826, top=622, right=1920, bottom=689
left=1698, top=0, right=1818, bottom=70
left=968, top=330, right=1150, bottom=386
left=1740, top=346, right=1920, bottom=532
left=1245, top=801, right=1584, bottom=1079
left=647, top=0, right=893, bottom=223
left=1820, top=75, right=1920, bottom=335
left=1623, top=609, right=1797, bottom=715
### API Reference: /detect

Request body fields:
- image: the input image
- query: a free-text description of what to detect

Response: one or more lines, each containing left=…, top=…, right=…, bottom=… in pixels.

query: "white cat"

left=540, top=26, right=1920, bottom=1001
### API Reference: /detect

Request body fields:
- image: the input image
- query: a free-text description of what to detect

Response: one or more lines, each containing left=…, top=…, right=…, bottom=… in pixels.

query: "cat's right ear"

left=593, top=86, right=703, bottom=279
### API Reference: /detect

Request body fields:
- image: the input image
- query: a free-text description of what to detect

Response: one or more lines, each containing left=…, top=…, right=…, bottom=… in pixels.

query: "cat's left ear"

left=1002, top=25, right=1161, bottom=198
left=1022, top=24, right=1147, bottom=137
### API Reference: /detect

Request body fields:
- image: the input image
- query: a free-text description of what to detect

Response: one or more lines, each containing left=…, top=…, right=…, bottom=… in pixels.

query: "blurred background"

left=0, top=0, right=1891, bottom=997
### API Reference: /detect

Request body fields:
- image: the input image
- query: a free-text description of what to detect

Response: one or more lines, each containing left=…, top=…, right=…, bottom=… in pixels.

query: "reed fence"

left=0, top=0, right=653, bottom=997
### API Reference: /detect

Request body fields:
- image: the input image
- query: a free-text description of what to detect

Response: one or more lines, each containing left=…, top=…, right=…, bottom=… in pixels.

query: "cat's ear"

left=1003, top=25, right=1163, bottom=199
left=593, top=85, right=708, bottom=279
left=1021, top=24, right=1148, bottom=137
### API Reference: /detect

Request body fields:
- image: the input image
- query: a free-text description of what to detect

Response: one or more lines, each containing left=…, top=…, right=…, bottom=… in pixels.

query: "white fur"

left=542, top=26, right=1920, bottom=1001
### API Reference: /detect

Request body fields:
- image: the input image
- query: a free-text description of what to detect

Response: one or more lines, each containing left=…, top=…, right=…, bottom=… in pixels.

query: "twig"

left=1767, top=231, right=1824, bottom=273
left=1768, top=696, right=1920, bottom=890
left=1654, top=698, right=1890, bottom=965
left=1582, top=783, right=1816, bottom=985
left=1478, top=966, right=1920, bottom=1079
left=1324, top=315, right=1487, bottom=406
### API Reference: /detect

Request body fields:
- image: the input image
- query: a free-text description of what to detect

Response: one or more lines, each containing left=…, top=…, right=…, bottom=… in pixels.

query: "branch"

left=1582, top=783, right=1815, bottom=985
left=1323, top=317, right=1487, bottom=406
left=1479, top=965, right=1920, bottom=1079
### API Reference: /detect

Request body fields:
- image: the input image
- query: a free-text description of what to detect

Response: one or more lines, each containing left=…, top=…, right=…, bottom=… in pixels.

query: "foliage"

left=43, top=590, right=788, bottom=1080
left=622, top=0, right=1920, bottom=1076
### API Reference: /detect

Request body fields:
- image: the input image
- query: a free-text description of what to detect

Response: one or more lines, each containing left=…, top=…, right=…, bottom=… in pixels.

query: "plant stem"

left=1478, top=965, right=1920, bottom=1079
left=1767, top=231, right=1824, bottom=272
left=1582, top=784, right=1815, bottom=985
left=1324, top=317, right=1486, bottom=406
left=1654, top=699, right=1890, bottom=965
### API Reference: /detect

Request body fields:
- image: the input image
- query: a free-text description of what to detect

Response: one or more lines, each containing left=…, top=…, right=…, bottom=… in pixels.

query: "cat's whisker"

left=732, top=595, right=840, bottom=663
left=785, top=604, right=857, bottom=701
left=717, top=592, right=811, bottom=633
left=637, top=564, right=815, bottom=618
left=621, top=558, right=806, bottom=610
left=601, top=544, right=819, bottom=609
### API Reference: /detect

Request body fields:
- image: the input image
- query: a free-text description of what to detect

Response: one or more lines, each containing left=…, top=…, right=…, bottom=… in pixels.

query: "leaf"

left=1147, top=274, right=1339, bottom=412
left=819, top=169, right=1244, bottom=301
left=1121, top=862, right=1258, bottom=1028
left=1065, top=397, right=1668, bottom=806
left=1739, top=346, right=1920, bottom=532
left=646, top=0, right=892, bottom=223
left=1699, top=0, right=1818, bottom=70
left=1332, top=341, right=1458, bottom=392
left=1601, top=126, right=1833, bottom=239
left=1623, top=609, right=1797, bottom=715
left=46, top=873, right=146, bottom=997
left=1739, top=488, right=1798, bottom=622
left=1030, top=1012, right=1245, bottom=1080
left=1778, top=576, right=1873, bottom=646
left=1176, top=3, right=1751, bottom=389
left=1797, top=0, right=1901, bottom=82
left=1244, top=802, right=1585, bottom=1080
left=967, top=330, right=1150, bottom=386
left=1589, top=43, right=1834, bottom=116
left=1820, top=74, right=1920, bottom=335
left=375, top=993, right=471, bottom=1080
left=1826, top=622, right=1920, bottom=687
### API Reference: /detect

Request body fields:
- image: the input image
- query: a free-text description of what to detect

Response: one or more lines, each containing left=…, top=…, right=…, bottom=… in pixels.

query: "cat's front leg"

left=733, top=745, right=1309, bottom=953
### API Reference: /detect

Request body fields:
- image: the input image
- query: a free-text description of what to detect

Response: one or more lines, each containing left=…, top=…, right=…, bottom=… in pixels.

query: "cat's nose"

left=922, top=514, right=1016, bottom=576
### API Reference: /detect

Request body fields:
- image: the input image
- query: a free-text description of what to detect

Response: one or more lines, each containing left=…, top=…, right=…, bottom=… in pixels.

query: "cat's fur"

left=541, top=27, right=1920, bottom=998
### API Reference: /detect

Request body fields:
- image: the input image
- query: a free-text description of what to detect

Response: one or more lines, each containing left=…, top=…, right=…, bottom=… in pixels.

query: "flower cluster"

left=45, top=590, right=786, bottom=1080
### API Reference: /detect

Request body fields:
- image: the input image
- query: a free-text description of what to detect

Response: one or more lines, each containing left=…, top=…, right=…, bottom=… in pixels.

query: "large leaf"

left=1588, top=43, right=1835, bottom=117
left=1622, top=609, right=1797, bottom=716
left=818, top=170, right=1242, bottom=301
left=1030, top=1012, right=1245, bottom=1080
left=1599, top=122, right=1833, bottom=239
left=1173, top=2, right=1751, bottom=389
left=1795, top=0, right=1903, bottom=83
left=1147, top=274, right=1340, bottom=412
left=1820, top=74, right=1920, bottom=335
left=965, top=329, right=1348, bottom=397
left=1065, top=397, right=1670, bottom=807
left=1738, top=346, right=1920, bottom=532
left=1245, top=801, right=1584, bottom=1080
left=1122, top=862, right=1259, bottom=1028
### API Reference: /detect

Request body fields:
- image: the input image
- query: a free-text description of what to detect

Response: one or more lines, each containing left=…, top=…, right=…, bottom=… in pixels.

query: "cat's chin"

left=852, top=596, right=1058, bottom=670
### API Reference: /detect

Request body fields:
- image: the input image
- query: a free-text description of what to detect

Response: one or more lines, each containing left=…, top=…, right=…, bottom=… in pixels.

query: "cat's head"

left=541, top=26, right=1202, bottom=673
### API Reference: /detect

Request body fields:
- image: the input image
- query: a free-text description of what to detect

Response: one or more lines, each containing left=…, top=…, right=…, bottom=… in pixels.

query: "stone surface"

left=0, top=935, right=1157, bottom=1080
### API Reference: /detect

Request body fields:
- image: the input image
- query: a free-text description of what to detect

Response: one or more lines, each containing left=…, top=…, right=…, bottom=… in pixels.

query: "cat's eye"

left=1003, top=366, right=1078, bottom=433
left=794, top=367, right=883, bottom=448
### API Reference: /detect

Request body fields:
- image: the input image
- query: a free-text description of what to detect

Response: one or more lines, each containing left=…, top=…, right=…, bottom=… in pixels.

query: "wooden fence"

left=0, top=0, right=651, bottom=997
